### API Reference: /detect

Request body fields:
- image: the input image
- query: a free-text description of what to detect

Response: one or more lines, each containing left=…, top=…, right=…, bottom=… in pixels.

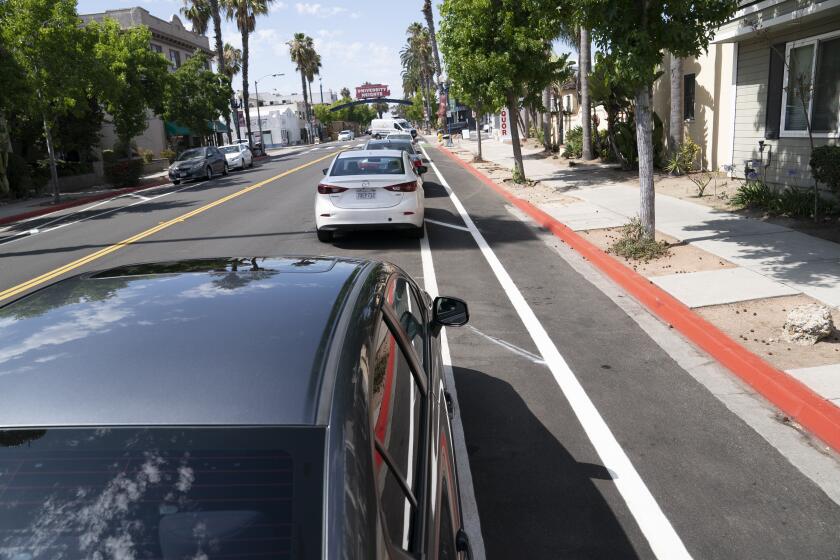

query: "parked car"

left=316, top=150, right=427, bottom=242
left=365, top=138, right=424, bottom=171
left=0, top=256, right=473, bottom=559
left=168, top=146, right=227, bottom=184
left=220, top=143, right=254, bottom=170
left=337, top=130, right=355, bottom=141
left=385, top=132, right=415, bottom=143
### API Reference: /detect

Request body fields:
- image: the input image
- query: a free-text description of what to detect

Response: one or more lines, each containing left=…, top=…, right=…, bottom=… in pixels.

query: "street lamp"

left=254, top=73, right=284, bottom=150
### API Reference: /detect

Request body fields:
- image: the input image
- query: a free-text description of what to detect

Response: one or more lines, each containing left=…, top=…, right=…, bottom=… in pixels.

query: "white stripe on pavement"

left=419, top=144, right=692, bottom=560
left=420, top=225, right=487, bottom=560
left=424, top=218, right=471, bottom=232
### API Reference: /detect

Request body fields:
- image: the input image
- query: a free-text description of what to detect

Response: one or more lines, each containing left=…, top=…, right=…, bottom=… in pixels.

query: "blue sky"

left=77, top=0, right=576, bottom=100
left=77, top=0, right=428, bottom=99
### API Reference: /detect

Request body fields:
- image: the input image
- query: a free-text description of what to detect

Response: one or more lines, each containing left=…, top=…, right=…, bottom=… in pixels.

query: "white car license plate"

left=356, top=189, right=376, bottom=200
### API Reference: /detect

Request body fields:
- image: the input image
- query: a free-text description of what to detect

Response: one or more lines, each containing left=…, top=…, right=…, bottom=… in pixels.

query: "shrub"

left=160, top=149, right=176, bottom=163
left=6, top=153, right=33, bottom=198
left=562, top=126, right=583, bottom=158
left=772, top=187, right=816, bottom=218
left=731, top=180, right=774, bottom=208
left=137, top=147, right=154, bottom=164
left=610, top=217, right=670, bottom=261
left=102, top=149, right=117, bottom=163
left=104, top=159, right=144, bottom=188
left=810, top=145, right=840, bottom=194
left=688, top=171, right=714, bottom=197
left=665, top=138, right=700, bottom=176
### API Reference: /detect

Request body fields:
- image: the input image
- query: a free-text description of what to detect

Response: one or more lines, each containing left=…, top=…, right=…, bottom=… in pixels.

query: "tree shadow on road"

left=452, top=366, right=642, bottom=559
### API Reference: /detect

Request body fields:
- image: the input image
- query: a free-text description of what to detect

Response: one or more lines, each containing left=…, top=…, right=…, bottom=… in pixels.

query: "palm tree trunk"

left=242, top=30, right=252, bottom=148
left=208, top=0, right=231, bottom=143
left=299, top=70, right=311, bottom=143
left=669, top=53, right=683, bottom=154
left=507, top=90, right=525, bottom=182
left=580, top=27, right=593, bottom=160
left=422, top=0, right=442, bottom=82
left=636, top=84, right=655, bottom=239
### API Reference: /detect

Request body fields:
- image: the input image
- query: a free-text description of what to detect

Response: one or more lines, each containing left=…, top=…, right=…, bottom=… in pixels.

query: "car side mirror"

left=322, top=168, right=328, bottom=175
left=433, top=296, right=469, bottom=327
left=417, top=165, right=428, bottom=175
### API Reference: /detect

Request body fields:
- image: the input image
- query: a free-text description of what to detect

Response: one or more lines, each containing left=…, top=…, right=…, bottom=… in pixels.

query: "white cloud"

left=270, top=1, right=288, bottom=12
left=295, top=2, right=355, bottom=18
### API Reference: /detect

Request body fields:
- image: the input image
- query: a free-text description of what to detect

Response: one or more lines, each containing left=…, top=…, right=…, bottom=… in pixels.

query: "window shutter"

left=764, top=43, right=786, bottom=139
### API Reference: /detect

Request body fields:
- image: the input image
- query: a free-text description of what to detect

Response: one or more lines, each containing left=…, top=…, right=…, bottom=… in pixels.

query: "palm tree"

left=306, top=52, right=322, bottom=109
left=222, top=42, right=243, bottom=141
left=222, top=0, right=272, bottom=148
left=669, top=53, right=683, bottom=155
left=400, top=23, right=434, bottom=127
left=181, top=0, right=230, bottom=140
left=340, top=87, right=350, bottom=99
left=288, top=33, right=316, bottom=143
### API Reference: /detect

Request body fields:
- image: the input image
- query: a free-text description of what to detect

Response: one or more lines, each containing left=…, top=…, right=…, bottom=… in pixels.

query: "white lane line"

left=0, top=182, right=198, bottom=247
left=420, top=225, right=487, bottom=560
left=465, top=325, right=546, bottom=365
left=420, top=145, right=692, bottom=559
left=424, top=218, right=471, bottom=232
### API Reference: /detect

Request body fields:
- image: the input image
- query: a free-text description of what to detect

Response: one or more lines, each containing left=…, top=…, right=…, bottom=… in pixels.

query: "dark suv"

left=0, top=257, right=472, bottom=559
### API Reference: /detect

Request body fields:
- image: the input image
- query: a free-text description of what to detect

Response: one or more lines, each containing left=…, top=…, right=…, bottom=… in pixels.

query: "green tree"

left=439, top=0, right=566, bottom=180
left=588, top=51, right=633, bottom=164
left=287, top=32, right=317, bottom=143
left=1, top=0, right=96, bottom=202
left=223, top=0, right=273, bottom=147
left=579, top=0, right=738, bottom=238
left=90, top=19, right=170, bottom=158
left=404, top=92, right=426, bottom=123
left=163, top=53, right=231, bottom=141
left=222, top=42, right=242, bottom=141
left=401, top=23, right=435, bottom=127
left=181, top=0, right=230, bottom=142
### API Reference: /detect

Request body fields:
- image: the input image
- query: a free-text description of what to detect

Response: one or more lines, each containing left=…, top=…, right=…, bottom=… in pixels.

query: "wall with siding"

left=733, top=14, right=840, bottom=190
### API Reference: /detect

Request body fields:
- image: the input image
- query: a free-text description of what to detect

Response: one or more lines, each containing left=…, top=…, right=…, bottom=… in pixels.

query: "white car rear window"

left=331, top=156, right=405, bottom=176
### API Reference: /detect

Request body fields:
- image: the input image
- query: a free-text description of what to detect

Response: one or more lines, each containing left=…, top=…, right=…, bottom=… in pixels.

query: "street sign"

left=500, top=107, right=511, bottom=140
left=355, top=84, right=390, bottom=99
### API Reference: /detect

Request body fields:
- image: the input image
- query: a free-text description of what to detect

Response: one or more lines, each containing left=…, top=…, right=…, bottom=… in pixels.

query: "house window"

left=683, top=73, right=696, bottom=121
left=150, top=44, right=162, bottom=54
left=781, top=32, right=840, bottom=135
left=169, top=49, right=181, bottom=68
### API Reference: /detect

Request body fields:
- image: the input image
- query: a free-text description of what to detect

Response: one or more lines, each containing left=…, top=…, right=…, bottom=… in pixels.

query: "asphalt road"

left=2, top=140, right=840, bottom=559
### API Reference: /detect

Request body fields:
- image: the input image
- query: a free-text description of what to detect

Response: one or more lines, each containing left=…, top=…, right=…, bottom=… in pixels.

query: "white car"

left=337, top=130, right=354, bottom=141
left=219, top=144, right=253, bottom=170
left=315, top=150, right=427, bottom=242
left=385, top=132, right=415, bottom=143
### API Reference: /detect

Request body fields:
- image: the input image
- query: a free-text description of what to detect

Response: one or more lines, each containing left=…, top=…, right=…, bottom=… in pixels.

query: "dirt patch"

left=653, top=173, right=735, bottom=212
left=695, top=295, right=840, bottom=371
left=580, top=227, right=736, bottom=277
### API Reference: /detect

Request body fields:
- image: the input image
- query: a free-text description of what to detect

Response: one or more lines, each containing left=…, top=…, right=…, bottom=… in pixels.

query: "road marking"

left=0, top=150, right=343, bottom=304
left=465, top=325, right=546, bottom=365
left=424, top=218, right=471, bottom=232
left=420, top=144, right=692, bottom=560
left=419, top=224, right=487, bottom=560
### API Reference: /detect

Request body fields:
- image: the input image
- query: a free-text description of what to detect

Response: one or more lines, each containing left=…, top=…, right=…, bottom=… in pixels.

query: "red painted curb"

left=435, top=144, right=840, bottom=453
left=0, top=178, right=169, bottom=227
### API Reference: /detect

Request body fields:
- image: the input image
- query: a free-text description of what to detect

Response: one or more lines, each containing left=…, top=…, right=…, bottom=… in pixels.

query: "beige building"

left=80, top=7, right=213, bottom=157
left=653, top=0, right=839, bottom=190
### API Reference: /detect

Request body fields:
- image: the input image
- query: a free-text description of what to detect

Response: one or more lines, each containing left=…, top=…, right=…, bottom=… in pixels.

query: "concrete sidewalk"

left=443, top=135, right=840, bottom=409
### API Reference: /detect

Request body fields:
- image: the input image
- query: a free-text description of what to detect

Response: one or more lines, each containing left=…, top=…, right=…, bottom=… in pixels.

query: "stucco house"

left=653, top=0, right=839, bottom=190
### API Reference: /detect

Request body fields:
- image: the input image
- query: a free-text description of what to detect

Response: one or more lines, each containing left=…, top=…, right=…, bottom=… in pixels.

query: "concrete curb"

left=0, top=177, right=169, bottom=227
left=435, top=144, right=840, bottom=454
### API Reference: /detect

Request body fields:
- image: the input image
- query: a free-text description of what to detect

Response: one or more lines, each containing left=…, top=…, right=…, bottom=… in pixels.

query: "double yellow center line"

left=0, top=150, right=342, bottom=304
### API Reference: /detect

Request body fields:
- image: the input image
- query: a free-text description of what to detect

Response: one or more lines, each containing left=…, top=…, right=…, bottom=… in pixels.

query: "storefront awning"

left=165, top=121, right=192, bottom=136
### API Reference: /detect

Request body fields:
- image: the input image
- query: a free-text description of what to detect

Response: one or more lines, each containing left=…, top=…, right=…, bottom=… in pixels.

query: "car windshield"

left=176, top=148, right=205, bottom=161
left=219, top=146, right=240, bottom=154
left=331, top=156, right=405, bottom=175
left=368, top=141, right=414, bottom=154
left=340, top=131, right=351, bottom=134
left=0, top=427, right=324, bottom=559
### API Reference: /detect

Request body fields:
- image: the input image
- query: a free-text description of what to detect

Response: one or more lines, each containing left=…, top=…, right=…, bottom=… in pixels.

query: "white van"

left=370, top=118, right=417, bottom=139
